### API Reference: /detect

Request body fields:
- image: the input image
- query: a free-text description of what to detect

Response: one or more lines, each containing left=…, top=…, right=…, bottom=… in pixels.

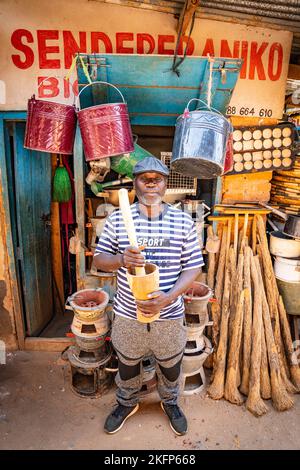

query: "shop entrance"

left=5, top=121, right=53, bottom=336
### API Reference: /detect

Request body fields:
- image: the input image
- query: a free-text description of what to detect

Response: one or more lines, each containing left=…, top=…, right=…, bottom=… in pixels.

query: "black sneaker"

left=161, top=402, right=188, bottom=436
left=104, top=403, right=139, bottom=434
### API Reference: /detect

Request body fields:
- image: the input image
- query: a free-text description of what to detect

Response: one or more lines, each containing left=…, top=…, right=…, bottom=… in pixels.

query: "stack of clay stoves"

left=66, top=288, right=117, bottom=397
left=181, top=282, right=213, bottom=395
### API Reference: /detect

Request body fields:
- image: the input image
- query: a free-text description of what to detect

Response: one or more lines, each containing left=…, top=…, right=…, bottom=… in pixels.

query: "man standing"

left=94, top=157, right=204, bottom=436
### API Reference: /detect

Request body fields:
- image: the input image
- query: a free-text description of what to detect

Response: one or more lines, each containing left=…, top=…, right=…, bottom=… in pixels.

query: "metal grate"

left=161, top=152, right=197, bottom=194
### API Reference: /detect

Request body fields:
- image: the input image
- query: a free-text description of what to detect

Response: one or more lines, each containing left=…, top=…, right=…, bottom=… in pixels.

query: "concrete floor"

left=0, top=351, right=299, bottom=450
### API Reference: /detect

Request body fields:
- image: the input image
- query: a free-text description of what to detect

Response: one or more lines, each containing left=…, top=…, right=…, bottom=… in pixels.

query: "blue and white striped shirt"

left=95, top=203, right=204, bottom=320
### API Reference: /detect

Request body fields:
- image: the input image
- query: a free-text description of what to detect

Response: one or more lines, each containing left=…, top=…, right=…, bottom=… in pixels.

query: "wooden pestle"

left=118, top=188, right=146, bottom=276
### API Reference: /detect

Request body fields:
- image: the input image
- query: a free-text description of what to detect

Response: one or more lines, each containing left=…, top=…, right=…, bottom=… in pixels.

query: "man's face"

left=134, top=172, right=167, bottom=206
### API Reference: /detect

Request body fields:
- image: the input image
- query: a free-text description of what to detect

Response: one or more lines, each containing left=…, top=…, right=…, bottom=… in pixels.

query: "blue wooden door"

left=13, top=122, right=53, bottom=336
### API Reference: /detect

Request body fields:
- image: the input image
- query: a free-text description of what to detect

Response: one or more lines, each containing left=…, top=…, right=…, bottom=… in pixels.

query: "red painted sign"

left=11, top=29, right=283, bottom=82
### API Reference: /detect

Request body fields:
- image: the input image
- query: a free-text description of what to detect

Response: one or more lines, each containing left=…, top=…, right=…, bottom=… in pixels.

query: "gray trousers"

left=111, top=315, right=187, bottom=407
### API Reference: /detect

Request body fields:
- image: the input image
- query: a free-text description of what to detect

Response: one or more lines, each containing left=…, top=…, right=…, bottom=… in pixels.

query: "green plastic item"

left=90, top=177, right=132, bottom=196
left=52, top=156, right=72, bottom=202
left=110, top=143, right=155, bottom=179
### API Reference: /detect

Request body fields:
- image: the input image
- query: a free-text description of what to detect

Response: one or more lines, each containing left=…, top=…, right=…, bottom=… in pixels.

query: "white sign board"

left=0, top=0, right=293, bottom=118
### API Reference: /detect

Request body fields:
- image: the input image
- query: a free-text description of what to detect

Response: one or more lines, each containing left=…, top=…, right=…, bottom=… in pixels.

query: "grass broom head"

left=53, top=155, right=72, bottom=203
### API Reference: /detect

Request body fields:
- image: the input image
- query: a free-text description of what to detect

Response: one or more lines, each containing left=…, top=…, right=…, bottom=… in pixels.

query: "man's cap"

left=133, top=157, right=169, bottom=177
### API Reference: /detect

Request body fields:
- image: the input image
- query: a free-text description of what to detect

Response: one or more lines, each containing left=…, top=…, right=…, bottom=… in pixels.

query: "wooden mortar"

left=126, top=263, right=160, bottom=323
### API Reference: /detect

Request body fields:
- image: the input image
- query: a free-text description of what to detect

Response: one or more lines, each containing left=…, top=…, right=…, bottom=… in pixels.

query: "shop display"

left=15, top=44, right=300, bottom=429
left=227, top=123, right=297, bottom=175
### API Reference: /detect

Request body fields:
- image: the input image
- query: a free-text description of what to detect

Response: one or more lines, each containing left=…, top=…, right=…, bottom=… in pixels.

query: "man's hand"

left=135, top=291, right=172, bottom=317
left=123, top=246, right=145, bottom=269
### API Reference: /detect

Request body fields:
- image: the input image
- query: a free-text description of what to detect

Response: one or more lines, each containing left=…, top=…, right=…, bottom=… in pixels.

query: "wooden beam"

left=25, top=337, right=74, bottom=352
left=73, top=125, right=86, bottom=290
left=177, top=0, right=200, bottom=35
left=216, top=208, right=271, bottom=215
left=208, top=215, right=254, bottom=222
left=51, top=154, right=65, bottom=315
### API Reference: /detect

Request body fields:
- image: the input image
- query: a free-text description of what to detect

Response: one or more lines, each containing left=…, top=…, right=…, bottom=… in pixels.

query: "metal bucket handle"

left=76, top=81, right=126, bottom=110
left=184, top=98, right=233, bottom=134
left=185, top=98, right=224, bottom=117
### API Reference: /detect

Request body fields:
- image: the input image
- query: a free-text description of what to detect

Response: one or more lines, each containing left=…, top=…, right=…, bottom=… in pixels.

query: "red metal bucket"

left=24, top=95, right=76, bottom=154
left=77, top=81, right=134, bottom=161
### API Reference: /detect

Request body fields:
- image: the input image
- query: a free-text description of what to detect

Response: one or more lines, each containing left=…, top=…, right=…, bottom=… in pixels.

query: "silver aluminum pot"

left=274, top=257, right=300, bottom=283
left=171, top=99, right=232, bottom=179
left=270, top=231, right=300, bottom=258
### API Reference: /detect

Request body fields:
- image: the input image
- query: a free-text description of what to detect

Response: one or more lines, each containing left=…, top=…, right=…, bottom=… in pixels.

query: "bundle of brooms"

left=206, top=215, right=300, bottom=416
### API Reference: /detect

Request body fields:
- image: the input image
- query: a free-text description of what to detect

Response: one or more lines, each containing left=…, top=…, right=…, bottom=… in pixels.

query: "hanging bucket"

left=111, top=143, right=155, bottom=179
left=77, top=81, right=134, bottom=161
left=24, top=91, right=76, bottom=154
left=171, top=99, right=233, bottom=179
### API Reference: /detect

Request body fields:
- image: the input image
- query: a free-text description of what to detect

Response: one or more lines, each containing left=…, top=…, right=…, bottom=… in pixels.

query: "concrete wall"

left=0, top=0, right=292, bottom=118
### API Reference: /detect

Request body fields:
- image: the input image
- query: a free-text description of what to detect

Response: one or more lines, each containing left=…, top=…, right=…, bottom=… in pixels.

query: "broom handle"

left=118, top=189, right=146, bottom=276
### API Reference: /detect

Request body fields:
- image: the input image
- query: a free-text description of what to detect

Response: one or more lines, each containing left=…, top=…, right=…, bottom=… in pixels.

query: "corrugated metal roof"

left=98, top=0, right=300, bottom=58
left=199, top=0, right=300, bottom=59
